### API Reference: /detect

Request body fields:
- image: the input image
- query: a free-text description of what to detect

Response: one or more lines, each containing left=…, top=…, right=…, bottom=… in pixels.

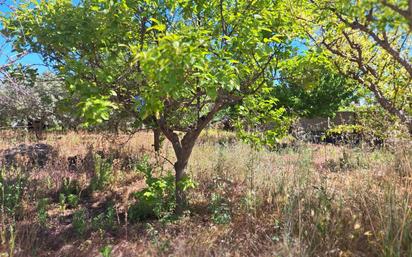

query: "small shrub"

left=129, top=156, right=196, bottom=221
left=208, top=175, right=232, bottom=225
left=100, top=245, right=112, bottom=257
left=105, top=205, right=116, bottom=228
left=241, top=190, right=260, bottom=214
left=37, top=198, right=49, bottom=226
left=210, top=192, right=231, bottom=224
left=129, top=158, right=175, bottom=221
left=92, top=205, right=116, bottom=231
left=72, top=209, right=87, bottom=236
left=58, top=192, right=79, bottom=210
left=66, top=194, right=79, bottom=208
left=58, top=193, right=66, bottom=211
left=90, top=155, right=114, bottom=191
left=60, top=177, right=81, bottom=195
left=59, top=177, right=81, bottom=206
left=91, top=213, right=105, bottom=231
left=0, top=167, right=26, bottom=218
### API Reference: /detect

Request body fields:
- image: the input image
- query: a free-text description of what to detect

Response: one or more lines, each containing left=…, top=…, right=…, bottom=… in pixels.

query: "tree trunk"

left=153, top=127, right=161, bottom=153
left=171, top=136, right=197, bottom=215
left=173, top=139, right=196, bottom=215
left=156, top=101, right=226, bottom=215
left=174, top=158, right=189, bottom=215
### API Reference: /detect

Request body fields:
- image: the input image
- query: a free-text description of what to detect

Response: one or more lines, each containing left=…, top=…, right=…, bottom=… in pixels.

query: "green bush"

left=0, top=167, right=26, bottom=218
left=37, top=198, right=49, bottom=226
left=210, top=192, right=231, bottom=224
left=129, top=156, right=196, bottom=222
left=60, top=177, right=81, bottom=196
left=72, top=209, right=87, bottom=236
left=66, top=194, right=79, bottom=208
left=92, top=204, right=116, bottom=231
left=129, top=157, right=175, bottom=221
left=100, top=245, right=112, bottom=257
left=90, top=155, right=114, bottom=191
left=58, top=178, right=81, bottom=210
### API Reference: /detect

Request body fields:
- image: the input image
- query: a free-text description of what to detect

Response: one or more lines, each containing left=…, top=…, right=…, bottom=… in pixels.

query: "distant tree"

left=1, top=4, right=74, bottom=131
left=0, top=71, right=73, bottom=130
left=292, top=0, right=412, bottom=132
left=234, top=88, right=292, bottom=148
left=0, top=26, right=32, bottom=127
left=275, top=51, right=359, bottom=118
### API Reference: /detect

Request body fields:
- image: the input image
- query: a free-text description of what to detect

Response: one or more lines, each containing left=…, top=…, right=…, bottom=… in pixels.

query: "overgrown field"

left=0, top=130, right=411, bottom=257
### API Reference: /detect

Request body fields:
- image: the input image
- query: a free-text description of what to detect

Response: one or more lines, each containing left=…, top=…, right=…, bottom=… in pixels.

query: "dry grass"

left=0, top=130, right=411, bottom=257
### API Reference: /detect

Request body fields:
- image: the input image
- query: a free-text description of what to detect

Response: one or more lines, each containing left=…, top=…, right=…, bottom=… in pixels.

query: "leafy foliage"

left=235, top=89, right=292, bottom=148
left=3, top=0, right=148, bottom=126
left=276, top=51, right=359, bottom=117
left=90, top=154, right=114, bottom=191
left=0, top=168, right=26, bottom=217
left=129, top=156, right=195, bottom=221
left=91, top=204, right=116, bottom=231
left=4, top=0, right=299, bottom=132
left=72, top=208, right=87, bottom=236
left=0, top=73, right=72, bottom=127
left=294, top=0, right=412, bottom=131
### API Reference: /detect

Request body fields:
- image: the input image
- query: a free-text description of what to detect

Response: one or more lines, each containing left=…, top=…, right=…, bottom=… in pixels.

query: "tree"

left=275, top=50, right=359, bottom=118
left=0, top=19, right=38, bottom=128
left=0, top=71, right=69, bottom=128
left=128, top=0, right=300, bottom=213
left=5, top=0, right=301, bottom=213
left=291, top=0, right=412, bottom=132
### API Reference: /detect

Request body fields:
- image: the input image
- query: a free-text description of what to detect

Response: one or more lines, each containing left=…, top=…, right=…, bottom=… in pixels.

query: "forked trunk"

left=156, top=101, right=225, bottom=215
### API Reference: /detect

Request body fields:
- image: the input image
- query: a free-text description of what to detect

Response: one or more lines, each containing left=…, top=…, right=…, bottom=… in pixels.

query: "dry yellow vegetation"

left=0, top=130, right=411, bottom=257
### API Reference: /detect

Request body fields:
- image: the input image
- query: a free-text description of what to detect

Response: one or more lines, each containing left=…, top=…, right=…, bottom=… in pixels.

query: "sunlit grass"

left=0, top=130, right=410, bottom=256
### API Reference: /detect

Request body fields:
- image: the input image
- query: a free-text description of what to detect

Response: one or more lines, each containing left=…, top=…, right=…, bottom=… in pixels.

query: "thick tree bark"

left=154, top=125, right=196, bottom=215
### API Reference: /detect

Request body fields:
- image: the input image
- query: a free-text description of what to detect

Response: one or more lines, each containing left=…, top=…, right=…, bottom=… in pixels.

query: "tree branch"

left=380, top=0, right=412, bottom=28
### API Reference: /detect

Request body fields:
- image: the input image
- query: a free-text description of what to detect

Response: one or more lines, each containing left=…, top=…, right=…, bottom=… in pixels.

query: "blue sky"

left=1, top=0, right=308, bottom=74
left=0, top=0, right=49, bottom=72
